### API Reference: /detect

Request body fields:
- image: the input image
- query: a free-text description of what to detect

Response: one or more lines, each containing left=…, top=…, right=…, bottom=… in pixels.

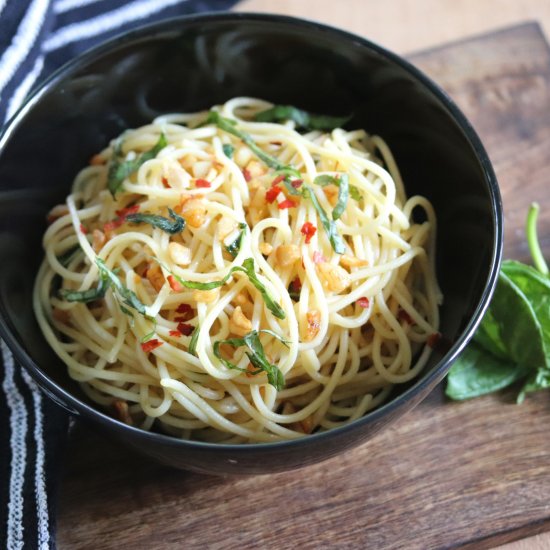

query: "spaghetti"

left=34, top=97, right=442, bottom=443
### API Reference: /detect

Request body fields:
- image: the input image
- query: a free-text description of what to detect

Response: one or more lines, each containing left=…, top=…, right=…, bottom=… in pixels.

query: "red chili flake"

left=313, top=251, right=326, bottom=264
left=195, top=179, right=211, bottom=188
left=288, top=276, right=302, bottom=298
left=115, top=204, right=140, bottom=218
left=105, top=204, right=141, bottom=233
left=278, top=198, right=297, bottom=210
left=167, top=275, right=183, bottom=292
left=271, top=174, right=285, bottom=187
left=427, top=332, right=452, bottom=354
left=291, top=179, right=303, bottom=189
left=266, top=185, right=282, bottom=203
left=176, top=303, right=193, bottom=320
left=300, top=222, right=317, bottom=244
left=357, top=297, right=370, bottom=308
left=161, top=176, right=170, bottom=188
left=398, top=309, right=414, bottom=324
left=79, top=224, right=88, bottom=234
left=242, top=168, right=252, bottom=182
left=169, top=330, right=182, bottom=337
left=177, top=322, right=194, bottom=336
left=141, top=339, right=163, bottom=353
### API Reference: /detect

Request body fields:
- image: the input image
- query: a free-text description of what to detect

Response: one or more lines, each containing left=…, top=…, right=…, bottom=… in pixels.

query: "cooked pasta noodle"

left=33, top=97, right=442, bottom=443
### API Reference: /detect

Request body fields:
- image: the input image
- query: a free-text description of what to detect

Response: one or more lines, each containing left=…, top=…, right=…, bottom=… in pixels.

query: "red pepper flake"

left=291, top=179, right=303, bottom=189
left=242, top=168, right=252, bottom=182
left=398, top=309, right=414, bottom=324
left=161, top=176, right=170, bottom=188
left=177, top=322, right=194, bottom=336
left=278, top=198, right=297, bottom=210
left=195, top=179, right=211, bottom=188
left=167, top=275, right=183, bottom=292
left=176, top=303, right=193, bottom=319
left=266, top=185, right=282, bottom=203
left=271, top=174, right=285, bottom=187
left=105, top=205, right=141, bottom=233
left=300, top=222, right=317, bottom=244
left=427, top=332, right=452, bottom=354
left=169, top=330, right=182, bottom=337
left=141, top=339, right=163, bottom=353
left=357, top=297, right=370, bottom=308
left=115, top=204, right=140, bottom=218
left=79, top=224, right=88, bottom=234
left=288, top=276, right=302, bottom=298
left=313, top=251, right=326, bottom=264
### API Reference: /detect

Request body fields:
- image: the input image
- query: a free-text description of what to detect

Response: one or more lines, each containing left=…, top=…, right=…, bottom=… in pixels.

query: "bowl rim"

left=0, top=11, right=503, bottom=452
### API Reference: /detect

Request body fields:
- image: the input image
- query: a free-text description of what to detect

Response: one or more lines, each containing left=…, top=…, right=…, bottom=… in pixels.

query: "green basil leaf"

left=490, top=270, right=546, bottom=369
left=57, top=245, right=82, bottom=267
left=107, top=133, right=167, bottom=196
left=126, top=208, right=185, bottom=235
left=188, top=326, right=199, bottom=356
left=501, top=260, right=550, bottom=367
left=96, top=258, right=147, bottom=314
left=302, top=185, right=346, bottom=254
left=222, top=143, right=235, bottom=159
left=254, top=105, right=351, bottom=131
left=224, top=223, right=247, bottom=259
left=213, top=329, right=287, bottom=390
left=166, top=257, right=285, bottom=319
left=206, top=111, right=285, bottom=171
left=332, top=174, right=349, bottom=220
left=446, top=342, right=528, bottom=400
left=473, top=308, right=509, bottom=361
left=59, top=269, right=111, bottom=303
left=526, top=202, right=549, bottom=276
left=313, top=174, right=361, bottom=203
left=519, top=368, right=550, bottom=402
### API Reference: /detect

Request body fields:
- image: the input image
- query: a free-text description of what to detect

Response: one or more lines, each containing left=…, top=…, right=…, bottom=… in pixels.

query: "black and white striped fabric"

left=0, top=1, right=238, bottom=548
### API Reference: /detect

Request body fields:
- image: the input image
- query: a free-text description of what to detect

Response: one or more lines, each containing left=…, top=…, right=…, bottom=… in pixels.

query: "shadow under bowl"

left=0, top=13, right=502, bottom=474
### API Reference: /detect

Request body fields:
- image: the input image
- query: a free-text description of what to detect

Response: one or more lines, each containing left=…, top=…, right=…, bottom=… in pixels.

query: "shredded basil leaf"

left=314, top=174, right=361, bottom=203
left=107, top=133, right=168, bottom=196
left=126, top=208, right=185, bottom=235
left=213, top=329, right=288, bottom=390
left=224, top=223, right=247, bottom=258
left=166, top=257, right=285, bottom=319
left=302, top=185, right=346, bottom=254
left=96, top=258, right=147, bottom=314
left=57, top=245, right=82, bottom=267
left=222, top=143, right=235, bottom=159
left=254, top=105, right=351, bottom=131
left=206, top=111, right=285, bottom=171
left=188, top=326, right=199, bottom=356
left=59, top=269, right=111, bottom=303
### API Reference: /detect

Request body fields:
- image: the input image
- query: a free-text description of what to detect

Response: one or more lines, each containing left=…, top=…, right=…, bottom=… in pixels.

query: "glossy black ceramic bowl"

left=0, top=13, right=502, bottom=475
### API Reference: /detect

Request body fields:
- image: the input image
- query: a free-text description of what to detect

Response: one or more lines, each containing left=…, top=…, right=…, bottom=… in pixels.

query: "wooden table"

left=57, top=11, right=550, bottom=550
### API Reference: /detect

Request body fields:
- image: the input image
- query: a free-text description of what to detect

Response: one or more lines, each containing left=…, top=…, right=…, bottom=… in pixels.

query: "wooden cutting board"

left=57, top=23, right=550, bottom=550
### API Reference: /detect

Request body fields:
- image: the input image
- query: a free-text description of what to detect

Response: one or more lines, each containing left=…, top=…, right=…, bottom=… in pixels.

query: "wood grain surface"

left=57, top=23, right=550, bottom=550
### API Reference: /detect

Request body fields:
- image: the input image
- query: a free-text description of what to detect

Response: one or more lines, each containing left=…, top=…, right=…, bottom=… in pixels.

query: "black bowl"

left=0, top=13, right=502, bottom=474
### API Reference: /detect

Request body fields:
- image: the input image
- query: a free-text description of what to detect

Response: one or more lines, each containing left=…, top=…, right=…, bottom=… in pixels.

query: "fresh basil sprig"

left=126, top=208, right=185, bottom=235
left=213, top=329, right=288, bottom=390
left=165, top=257, right=285, bottom=319
left=188, top=326, right=199, bottom=356
left=60, top=268, right=111, bottom=303
left=222, top=143, right=235, bottom=159
left=446, top=203, right=550, bottom=402
left=107, top=133, right=167, bottom=196
left=224, top=222, right=247, bottom=258
left=96, top=258, right=147, bottom=314
left=254, top=105, right=351, bottom=131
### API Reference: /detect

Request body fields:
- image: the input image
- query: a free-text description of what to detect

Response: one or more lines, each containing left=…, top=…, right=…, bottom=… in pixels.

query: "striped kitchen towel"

left=0, top=1, right=239, bottom=548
